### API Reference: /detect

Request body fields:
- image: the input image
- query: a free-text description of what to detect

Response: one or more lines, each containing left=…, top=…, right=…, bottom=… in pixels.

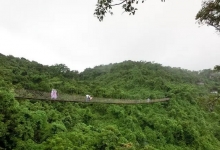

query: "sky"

left=0, top=0, right=219, bottom=72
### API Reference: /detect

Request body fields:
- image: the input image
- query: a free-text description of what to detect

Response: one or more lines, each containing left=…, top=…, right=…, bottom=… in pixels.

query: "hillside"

left=0, top=53, right=220, bottom=150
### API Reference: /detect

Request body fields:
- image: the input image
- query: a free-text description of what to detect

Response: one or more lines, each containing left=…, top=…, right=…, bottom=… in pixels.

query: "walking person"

left=86, top=95, right=92, bottom=102
left=51, top=89, right=58, bottom=100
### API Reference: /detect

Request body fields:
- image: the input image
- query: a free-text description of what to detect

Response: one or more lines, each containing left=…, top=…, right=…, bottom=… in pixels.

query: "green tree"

left=0, top=90, right=19, bottom=149
left=196, top=0, right=220, bottom=32
left=214, top=65, right=220, bottom=71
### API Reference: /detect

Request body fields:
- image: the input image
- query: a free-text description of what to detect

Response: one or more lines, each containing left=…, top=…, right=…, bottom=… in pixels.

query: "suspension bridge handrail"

left=14, top=89, right=170, bottom=104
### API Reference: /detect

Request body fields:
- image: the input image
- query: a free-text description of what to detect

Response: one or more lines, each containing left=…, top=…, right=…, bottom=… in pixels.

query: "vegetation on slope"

left=0, top=53, right=220, bottom=150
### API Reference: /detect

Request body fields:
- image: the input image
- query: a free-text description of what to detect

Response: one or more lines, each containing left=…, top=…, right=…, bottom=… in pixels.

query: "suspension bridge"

left=14, top=89, right=170, bottom=104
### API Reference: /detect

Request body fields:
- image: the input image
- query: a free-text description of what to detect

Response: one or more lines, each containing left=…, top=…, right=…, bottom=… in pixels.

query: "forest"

left=0, top=53, right=220, bottom=150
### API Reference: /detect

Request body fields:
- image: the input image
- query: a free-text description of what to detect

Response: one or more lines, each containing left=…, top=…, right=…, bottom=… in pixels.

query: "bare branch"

left=110, top=0, right=126, bottom=6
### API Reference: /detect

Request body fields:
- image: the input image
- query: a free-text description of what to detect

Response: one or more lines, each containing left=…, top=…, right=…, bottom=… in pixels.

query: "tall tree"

left=196, top=0, right=220, bottom=32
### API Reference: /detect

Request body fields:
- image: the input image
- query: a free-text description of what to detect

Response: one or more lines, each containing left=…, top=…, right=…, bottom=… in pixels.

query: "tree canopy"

left=214, top=65, right=220, bottom=71
left=94, top=0, right=220, bottom=33
left=196, top=0, right=220, bottom=32
left=1, top=53, right=220, bottom=149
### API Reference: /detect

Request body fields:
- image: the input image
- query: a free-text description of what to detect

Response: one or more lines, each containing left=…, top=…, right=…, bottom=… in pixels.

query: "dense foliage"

left=1, top=53, right=220, bottom=149
left=196, top=0, right=220, bottom=32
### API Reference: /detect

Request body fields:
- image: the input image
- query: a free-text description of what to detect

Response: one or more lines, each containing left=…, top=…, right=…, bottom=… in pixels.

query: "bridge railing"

left=14, top=89, right=170, bottom=104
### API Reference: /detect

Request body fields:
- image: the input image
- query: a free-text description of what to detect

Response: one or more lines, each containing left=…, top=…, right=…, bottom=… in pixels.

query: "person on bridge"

left=86, top=95, right=92, bottom=102
left=51, top=89, right=57, bottom=99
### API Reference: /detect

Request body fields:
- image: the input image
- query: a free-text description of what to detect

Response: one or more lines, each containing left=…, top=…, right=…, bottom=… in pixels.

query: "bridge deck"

left=14, top=89, right=170, bottom=104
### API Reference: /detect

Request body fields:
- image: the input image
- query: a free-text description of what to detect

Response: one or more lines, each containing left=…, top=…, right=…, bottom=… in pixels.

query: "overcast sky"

left=0, top=0, right=219, bottom=72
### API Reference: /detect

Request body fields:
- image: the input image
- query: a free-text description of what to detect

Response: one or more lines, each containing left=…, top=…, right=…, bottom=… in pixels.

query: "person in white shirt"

left=86, top=95, right=92, bottom=102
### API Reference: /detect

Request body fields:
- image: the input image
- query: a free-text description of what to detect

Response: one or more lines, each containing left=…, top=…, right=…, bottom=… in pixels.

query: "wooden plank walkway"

left=14, top=89, right=170, bottom=104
